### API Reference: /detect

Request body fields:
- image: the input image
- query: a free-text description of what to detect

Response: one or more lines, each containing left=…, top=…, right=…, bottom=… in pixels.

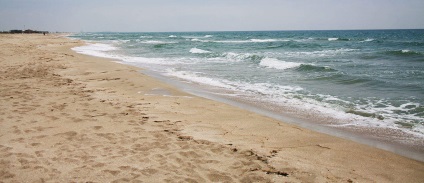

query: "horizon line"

left=71, top=28, right=424, bottom=33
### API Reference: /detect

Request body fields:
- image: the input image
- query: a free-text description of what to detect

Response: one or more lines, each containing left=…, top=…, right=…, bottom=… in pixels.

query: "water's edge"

left=140, top=69, right=424, bottom=162
left=68, top=31, right=424, bottom=162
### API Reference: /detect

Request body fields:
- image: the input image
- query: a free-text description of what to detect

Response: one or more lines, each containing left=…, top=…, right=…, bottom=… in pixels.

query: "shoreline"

left=69, top=32, right=424, bottom=160
left=136, top=64, right=424, bottom=162
left=1, top=34, right=424, bottom=182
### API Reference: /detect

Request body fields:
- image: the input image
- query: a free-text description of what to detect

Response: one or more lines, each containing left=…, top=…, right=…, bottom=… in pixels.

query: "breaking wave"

left=259, top=58, right=302, bottom=70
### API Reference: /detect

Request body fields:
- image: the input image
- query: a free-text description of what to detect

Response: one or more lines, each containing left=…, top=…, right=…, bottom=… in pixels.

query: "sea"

left=69, top=30, right=424, bottom=160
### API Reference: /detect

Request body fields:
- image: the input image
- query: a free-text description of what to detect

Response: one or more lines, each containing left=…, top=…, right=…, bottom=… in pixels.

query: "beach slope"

left=1, top=34, right=423, bottom=182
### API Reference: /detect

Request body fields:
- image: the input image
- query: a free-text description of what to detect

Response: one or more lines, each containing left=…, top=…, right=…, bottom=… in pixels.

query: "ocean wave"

left=204, top=52, right=264, bottom=63
left=266, top=41, right=322, bottom=49
left=250, top=39, right=279, bottom=43
left=310, top=73, right=376, bottom=87
left=385, top=50, right=423, bottom=56
left=222, top=52, right=264, bottom=62
left=328, top=38, right=350, bottom=41
left=282, top=48, right=358, bottom=57
left=204, top=35, right=213, bottom=38
left=360, top=38, right=375, bottom=42
left=259, top=58, right=302, bottom=70
left=138, top=40, right=177, bottom=44
left=169, top=35, right=177, bottom=38
left=214, top=40, right=251, bottom=43
left=190, top=48, right=211, bottom=54
left=296, top=65, right=337, bottom=72
left=214, top=39, right=289, bottom=44
left=190, top=38, right=210, bottom=42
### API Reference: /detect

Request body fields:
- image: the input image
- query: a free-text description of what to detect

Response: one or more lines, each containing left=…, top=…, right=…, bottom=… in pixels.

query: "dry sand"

left=1, top=34, right=423, bottom=182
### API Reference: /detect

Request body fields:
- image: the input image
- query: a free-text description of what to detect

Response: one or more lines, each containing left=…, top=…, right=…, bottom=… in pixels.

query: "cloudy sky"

left=1, top=0, right=423, bottom=32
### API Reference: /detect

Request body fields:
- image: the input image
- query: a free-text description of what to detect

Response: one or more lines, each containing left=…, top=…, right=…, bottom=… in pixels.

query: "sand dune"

left=1, top=34, right=423, bottom=182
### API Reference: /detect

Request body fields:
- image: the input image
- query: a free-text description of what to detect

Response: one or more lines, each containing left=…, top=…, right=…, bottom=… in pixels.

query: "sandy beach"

left=1, top=34, right=424, bottom=182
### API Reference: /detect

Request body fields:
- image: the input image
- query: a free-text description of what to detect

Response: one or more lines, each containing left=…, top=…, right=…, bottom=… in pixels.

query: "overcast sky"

left=1, top=0, right=423, bottom=32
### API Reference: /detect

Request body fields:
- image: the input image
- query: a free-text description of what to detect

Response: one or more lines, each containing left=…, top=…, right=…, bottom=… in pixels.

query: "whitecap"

left=222, top=52, right=253, bottom=61
left=283, top=48, right=358, bottom=57
left=191, top=38, right=209, bottom=42
left=214, top=40, right=251, bottom=43
left=169, top=35, right=177, bottom=38
left=259, top=57, right=302, bottom=70
left=190, top=48, right=211, bottom=54
left=214, top=39, right=287, bottom=43
left=139, top=40, right=176, bottom=44
left=250, top=39, right=279, bottom=42
left=328, top=38, right=339, bottom=41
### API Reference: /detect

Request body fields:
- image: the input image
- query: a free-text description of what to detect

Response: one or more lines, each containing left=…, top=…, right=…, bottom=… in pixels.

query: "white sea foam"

left=250, top=39, right=279, bottom=42
left=120, top=55, right=203, bottom=66
left=328, top=38, right=339, bottom=41
left=165, top=70, right=234, bottom=89
left=190, top=48, right=211, bottom=54
left=72, top=43, right=187, bottom=66
left=402, top=50, right=411, bottom=53
left=214, top=39, right=288, bottom=43
left=139, top=40, right=176, bottom=44
left=71, top=43, right=118, bottom=59
left=214, top=40, right=251, bottom=43
left=238, top=83, right=303, bottom=96
left=221, top=52, right=255, bottom=62
left=122, top=57, right=165, bottom=64
left=169, top=35, right=177, bottom=38
left=190, top=38, right=209, bottom=42
left=204, top=35, right=213, bottom=38
left=282, top=48, right=358, bottom=57
left=259, top=58, right=302, bottom=70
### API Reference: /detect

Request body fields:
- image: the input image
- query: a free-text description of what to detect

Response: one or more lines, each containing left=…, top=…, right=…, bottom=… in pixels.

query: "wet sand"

left=1, top=34, right=424, bottom=182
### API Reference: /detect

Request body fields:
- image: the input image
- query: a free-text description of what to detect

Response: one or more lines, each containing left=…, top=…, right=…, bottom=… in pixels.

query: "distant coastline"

left=1, top=29, right=49, bottom=34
